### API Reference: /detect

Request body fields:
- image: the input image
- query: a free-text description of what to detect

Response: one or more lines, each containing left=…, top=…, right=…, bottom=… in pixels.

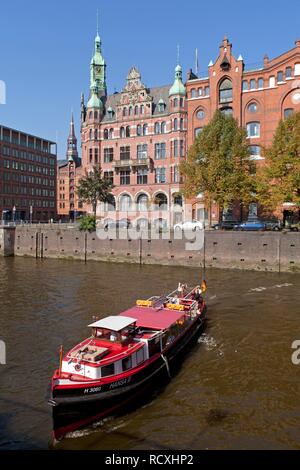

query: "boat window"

left=136, top=347, right=145, bottom=365
left=101, top=363, right=115, bottom=377
left=148, top=336, right=161, bottom=357
left=122, top=356, right=132, bottom=371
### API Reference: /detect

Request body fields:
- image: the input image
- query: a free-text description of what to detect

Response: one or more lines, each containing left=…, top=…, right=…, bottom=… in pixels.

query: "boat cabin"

left=88, top=316, right=137, bottom=345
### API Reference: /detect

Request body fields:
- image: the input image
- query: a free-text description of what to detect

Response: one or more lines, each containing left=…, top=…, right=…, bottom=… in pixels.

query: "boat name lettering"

left=109, top=377, right=131, bottom=389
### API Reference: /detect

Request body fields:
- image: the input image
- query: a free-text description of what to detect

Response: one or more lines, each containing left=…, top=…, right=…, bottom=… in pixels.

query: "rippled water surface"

left=0, top=257, right=299, bottom=449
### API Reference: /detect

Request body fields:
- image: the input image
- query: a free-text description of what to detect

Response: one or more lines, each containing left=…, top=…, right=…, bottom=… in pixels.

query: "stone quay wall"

left=0, top=225, right=299, bottom=273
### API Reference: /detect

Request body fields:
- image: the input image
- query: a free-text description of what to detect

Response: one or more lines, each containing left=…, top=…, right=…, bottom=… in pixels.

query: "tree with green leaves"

left=77, top=166, right=114, bottom=219
left=257, top=112, right=300, bottom=214
left=180, top=110, right=255, bottom=223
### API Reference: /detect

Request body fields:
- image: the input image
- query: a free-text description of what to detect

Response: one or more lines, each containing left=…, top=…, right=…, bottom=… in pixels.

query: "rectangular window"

left=174, top=140, right=179, bottom=157
left=104, top=171, right=114, bottom=184
left=258, top=78, right=264, bottom=89
left=194, top=128, right=203, bottom=138
left=89, top=148, right=93, bottom=163
left=173, top=165, right=179, bottom=183
left=120, top=146, right=130, bottom=160
left=247, top=122, right=260, bottom=138
left=137, top=168, right=148, bottom=184
left=101, top=363, right=115, bottom=377
left=155, top=167, right=166, bottom=183
left=180, top=140, right=184, bottom=157
left=250, top=79, right=256, bottom=90
left=242, top=81, right=248, bottom=91
left=120, top=170, right=130, bottom=185
left=104, top=147, right=113, bottom=163
left=155, top=143, right=166, bottom=159
left=137, top=144, right=148, bottom=159
left=204, top=86, right=210, bottom=96
left=122, top=356, right=132, bottom=371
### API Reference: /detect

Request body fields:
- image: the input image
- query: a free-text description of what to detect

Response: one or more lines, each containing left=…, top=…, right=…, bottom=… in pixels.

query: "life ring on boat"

left=75, top=363, right=82, bottom=372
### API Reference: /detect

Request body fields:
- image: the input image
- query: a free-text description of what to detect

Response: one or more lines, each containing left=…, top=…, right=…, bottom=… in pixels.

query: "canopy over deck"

left=119, top=307, right=184, bottom=330
left=88, top=315, right=136, bottom=332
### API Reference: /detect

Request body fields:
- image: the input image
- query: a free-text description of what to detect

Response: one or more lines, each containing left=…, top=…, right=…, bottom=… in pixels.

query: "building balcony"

left=112, top=158, right=151, bottom=169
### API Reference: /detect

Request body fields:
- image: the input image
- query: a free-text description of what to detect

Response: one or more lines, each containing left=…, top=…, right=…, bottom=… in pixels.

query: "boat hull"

left=50, top=309, right=206, bottom=440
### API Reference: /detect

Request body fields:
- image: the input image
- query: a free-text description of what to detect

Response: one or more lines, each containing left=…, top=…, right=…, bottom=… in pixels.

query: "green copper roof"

left=87, top=82, right=103, bottom=109
left=169, top=64, right=186, bottom=97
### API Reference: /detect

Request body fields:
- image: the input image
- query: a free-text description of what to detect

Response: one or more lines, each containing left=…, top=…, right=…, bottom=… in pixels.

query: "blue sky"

left=0, top=0, right=299, bottom=157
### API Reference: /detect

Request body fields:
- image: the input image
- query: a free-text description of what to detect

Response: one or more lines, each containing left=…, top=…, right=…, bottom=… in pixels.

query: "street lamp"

left=12, top=205, right=16, bottom=224
left=30, top=205, right=33, bottom=224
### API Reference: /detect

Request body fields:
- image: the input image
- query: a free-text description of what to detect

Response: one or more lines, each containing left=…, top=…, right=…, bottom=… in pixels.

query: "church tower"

left=66, top=112, right=79, bottom=165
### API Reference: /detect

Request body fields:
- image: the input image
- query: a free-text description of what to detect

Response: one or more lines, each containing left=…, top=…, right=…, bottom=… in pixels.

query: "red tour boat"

left=49, top=283, right=207, bottom=440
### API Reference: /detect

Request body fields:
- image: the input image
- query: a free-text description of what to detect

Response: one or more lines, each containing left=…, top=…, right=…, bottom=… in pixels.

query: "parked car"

left=104, top=219, right=132, bottom=231
left=174, top=220, right=204, bottom=231
left=233, top=220, right=266, bottom=231
left=289, top=221, right=300, bottom=231
left=264, top=219, right=282, bottom=231
left=212, top=220, right=238, bottom=230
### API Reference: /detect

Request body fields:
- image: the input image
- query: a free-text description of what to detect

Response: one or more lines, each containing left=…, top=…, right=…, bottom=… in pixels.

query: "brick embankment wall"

left=9, top=226, right=300, bottom=273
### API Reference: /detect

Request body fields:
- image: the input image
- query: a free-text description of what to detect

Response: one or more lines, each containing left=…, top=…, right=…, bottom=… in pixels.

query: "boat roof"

left=119, top=306, right=184, bottom=330
left=88, top=315, right=136, bottom=331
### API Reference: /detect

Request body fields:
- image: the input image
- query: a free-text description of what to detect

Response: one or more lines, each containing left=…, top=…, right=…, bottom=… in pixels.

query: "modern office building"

left=0, top=125, right=57, bottom=222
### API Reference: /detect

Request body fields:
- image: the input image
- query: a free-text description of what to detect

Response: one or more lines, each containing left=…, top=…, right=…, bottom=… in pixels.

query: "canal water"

left=0, top=257, right=299, bottom=450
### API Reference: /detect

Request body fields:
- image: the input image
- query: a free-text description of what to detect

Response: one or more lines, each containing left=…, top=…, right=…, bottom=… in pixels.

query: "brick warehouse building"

left=58, top=31, right=300, bottom=226
left=77, top=30, right=188, bottom=229
left=57, top=113, right=84, bottom=221
left=186, top=36, right=300, bottom=224
left=0, top=125, right=57, bottom=222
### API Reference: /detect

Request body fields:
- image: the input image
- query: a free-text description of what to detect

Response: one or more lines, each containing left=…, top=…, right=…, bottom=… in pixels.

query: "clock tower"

left=90, top=30, right=106, bottom=97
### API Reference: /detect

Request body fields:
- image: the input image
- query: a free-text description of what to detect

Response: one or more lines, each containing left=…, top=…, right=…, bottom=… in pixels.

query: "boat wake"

left=198, top=333, right=224, bottom=356
left=248, top=283, right=293, bottom=293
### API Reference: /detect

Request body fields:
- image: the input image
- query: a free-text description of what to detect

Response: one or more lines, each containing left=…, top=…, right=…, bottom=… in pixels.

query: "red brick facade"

left=186, top=37, right=300, bottom=223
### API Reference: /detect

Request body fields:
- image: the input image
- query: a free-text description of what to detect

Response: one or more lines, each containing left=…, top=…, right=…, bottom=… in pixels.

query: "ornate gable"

left=119, top=66, right=153, bottom=106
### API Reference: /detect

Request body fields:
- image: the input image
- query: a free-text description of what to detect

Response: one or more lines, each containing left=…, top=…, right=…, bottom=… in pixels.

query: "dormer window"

left=220, top=55, right=231, bottom=71
left=158, top=101, right=165, bottom=113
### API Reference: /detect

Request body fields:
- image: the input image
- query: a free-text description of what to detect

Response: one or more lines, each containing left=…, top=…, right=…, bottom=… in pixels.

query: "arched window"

left=174, top=98, right=178, bottom=107
left=129, top=106, right=133, bottom=116
left=140, top=105, right=144, bottom=114
left=89, top=111, right=93, bottom=119
left=137, top=193, right=149, bottom=211
left=119, top=194, right=132, bottom=211
left=220, top=107, right=233, bottom=116
left=126, top=126, right=131, bottom=137
left=104, top=129, right=109, bottom=140
left=173, top=118, right=178, bottom=131
left=284, top=108, right=294, bottom=119
left=109, top=128, right=114, bottom=139
left=123, top=107, right=127, bottom=117
left=154, top=122, right=160, bottom=134
left=143, top=124, right=148, bottom=135
left=180, top=97, right=184, bottom=107
left=219, top=78, right=233, bottom=104
left=269, top=76, right=275, bottom=87
left=134, top=105, right=139, bottom=115
left=120, top=127, right=125, bottom=138
left=191, top=88, right=196, bottom=98
left=137, top=124, right=142, bottom=136
left=198, top=88, right=202, bottom=96
left=89, top=129, right=93, bottom=140
left=173, top=194, right=183, bottom=207
left=154, top=193, right=168, bottom=210
left=180, top=118, right=184, bottom=130
left=161, top=121, right=166, bottom=134
left=295, top=63, right=300, bottom=76
left=94, top=111, right=98, bottom=120
left=94, top=129, right=98, bottom=140
left=286, top=67, right=292, bottom=79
